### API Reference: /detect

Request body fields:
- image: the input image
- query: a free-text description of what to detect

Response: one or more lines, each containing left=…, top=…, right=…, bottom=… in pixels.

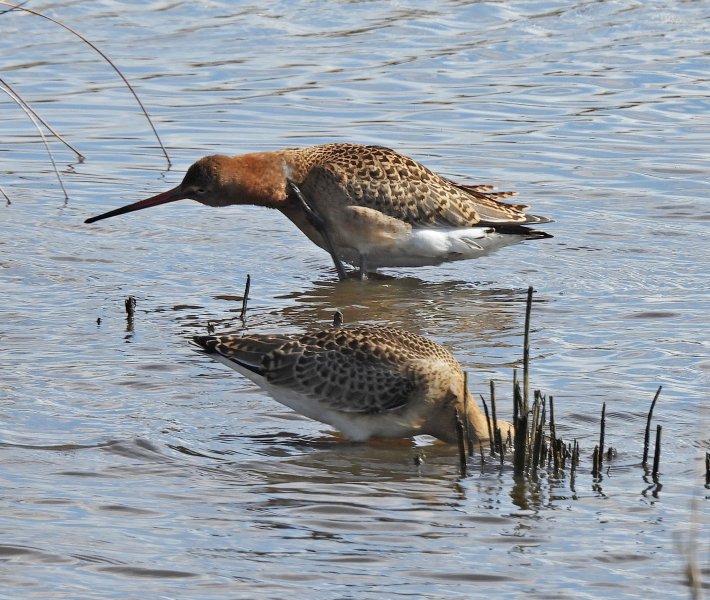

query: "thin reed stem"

left=652, top=424, right=662, bottom=480
left=489, top=379, right=501, bottom=455
left=454, top=408, right=467, bottom=477
left=598, top=402, right=606, bottom=471
left=1, top=83, right=68, bottom=199
left=523, top=286, right=533, bottom=411
left=0, top=76, right=84, bottom=159
left=462, top=373, right=474, bottom=457
left=239, top=274, right=251, bottom=321
left=0, top=2, right=171, bottom=166
left=643, top=386, right=662, bottom=466
left=513, top=411, right=528, bottom=475
left=480, top=395, right=494, bottom=457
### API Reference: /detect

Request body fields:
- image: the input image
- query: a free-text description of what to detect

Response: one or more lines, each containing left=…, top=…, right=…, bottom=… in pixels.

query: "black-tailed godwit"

left=193, top=326, right=513, bottom=444
left=86, top=143, right=551, bottom=279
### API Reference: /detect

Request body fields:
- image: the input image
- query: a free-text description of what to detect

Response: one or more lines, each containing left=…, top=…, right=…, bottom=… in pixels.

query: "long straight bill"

left=84, top=185, right=186, bottom=224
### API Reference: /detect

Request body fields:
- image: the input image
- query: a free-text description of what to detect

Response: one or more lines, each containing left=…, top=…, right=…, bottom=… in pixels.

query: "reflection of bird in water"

left=85, top=143, right=551, bottom=280
left=193, top=326, right=513, bottom=444
left=275, top=278, right=530, bottom=344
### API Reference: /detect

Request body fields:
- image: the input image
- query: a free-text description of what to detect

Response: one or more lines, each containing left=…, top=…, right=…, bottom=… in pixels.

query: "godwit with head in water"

left=86, top=143, right=551, bottom=279
left=193, top=325, right=513, bottom=444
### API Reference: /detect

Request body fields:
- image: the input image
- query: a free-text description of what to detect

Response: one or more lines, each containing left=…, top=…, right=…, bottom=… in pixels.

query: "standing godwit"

left=193, top=326, right=513, bottom=444
left=85, top=143, right=551, bottom=279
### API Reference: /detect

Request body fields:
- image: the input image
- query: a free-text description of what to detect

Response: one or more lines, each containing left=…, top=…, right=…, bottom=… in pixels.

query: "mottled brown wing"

left=263, top=337, right=418, bottom=414
left=303, top=144, right=532, bottom=227
left=195, top=329, right=421, bottom=414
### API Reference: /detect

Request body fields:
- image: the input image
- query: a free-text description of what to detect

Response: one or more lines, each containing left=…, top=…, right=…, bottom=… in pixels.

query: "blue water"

left=1, top=1, right=708, bottom=598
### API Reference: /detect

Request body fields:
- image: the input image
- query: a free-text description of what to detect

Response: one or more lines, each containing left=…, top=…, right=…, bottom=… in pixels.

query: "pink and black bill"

left=84, top=185, right=186, bottom=224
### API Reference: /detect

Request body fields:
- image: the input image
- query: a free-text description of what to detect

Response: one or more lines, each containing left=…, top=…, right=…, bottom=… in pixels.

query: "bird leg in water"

left=358, top=253, right=369, bottom=280
left=287, top=180, right=348, bottom=281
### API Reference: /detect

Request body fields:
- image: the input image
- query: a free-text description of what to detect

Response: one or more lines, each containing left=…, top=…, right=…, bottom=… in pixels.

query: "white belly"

left=337, top=227, right=530, bottom=270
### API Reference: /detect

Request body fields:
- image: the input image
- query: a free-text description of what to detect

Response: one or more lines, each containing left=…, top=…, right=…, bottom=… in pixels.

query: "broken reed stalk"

left=531, top=393, right=546, bottom=474
left=124, top=296, right=136, bottom=317
left=643, top=386, right=662, bottom=466
left=523, top=286, right=533, bottom=411
left=569, top=439, right=578, bottom=481
left=598, top=402, right=606, bottom=472
left=498, top=428, right=505, bottom=467
left=454, top=408, right=467, bottom=477
left=592, top=445, right=600, bottom=478
left=525, top=390, right=545, bottom=468
left=531, top=417, right=544, bottom=474
left=462, top=372, right=474, bottom=457
left=480, top=395, right=494, bottom=457
left=652, top=424, right=662, bottom=480
left=124, top=295, right=136, bottom=332
left=332, top=309, right=343, bottom=327
left=0, top=76, right=84, bottom=159
left=705, top=452, right=710, bottom=486
left=549, top=395, right=557, bottom=443
left=489, top=379, right=502, bottom=455
left=0, top=1, right=171, bottom=167
left=513, top=409, right=528, bottom=476
left=0, top=83, right=68, bottom=199
left=239, top=274, right=250, bottom=320
left=0, top=186, right=10, bottom=205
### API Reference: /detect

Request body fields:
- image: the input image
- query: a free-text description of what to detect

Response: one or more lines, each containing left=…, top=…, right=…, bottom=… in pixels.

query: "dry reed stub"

left=705, top=452, right=710, bottom=486
left=124, top=296, right=136, bottom=317
left=462, top=373, right=475, bottom=457
left=239, top=274, right=251, bottom=321
left=531, top=420, right=544, bottom=473
left=592, top=445, right=600, bottom=478
left=569, top=440, right=579, bottom=478
left=512, top=410, right=528, bottom=476
left=652, top=424, right=662, bottom=481
left=489, top=379, right=503, bottom=456
left=444, top=283, right=665, bottom=487
left=643, top=386, right=662, bottom=466
left=477, top=377, right=579, bottom=482
left=598, top=402, right=606, bottom=471
left=454, top=408, right=467, bottom=477
left=480, top=394, right=494, bottom=456
left=124, top=296, right=137, bottom=333
left=523, top=286, right=533, bottom=408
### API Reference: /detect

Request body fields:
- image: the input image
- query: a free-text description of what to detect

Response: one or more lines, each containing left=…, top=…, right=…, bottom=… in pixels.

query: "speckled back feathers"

left=284, top=143, right=545, bottom=227
left=194, top=326, right=461, bottom=414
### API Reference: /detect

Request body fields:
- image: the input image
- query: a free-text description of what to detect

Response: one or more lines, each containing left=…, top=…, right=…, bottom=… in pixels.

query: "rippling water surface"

left=2, top=1, right=708, bottom=597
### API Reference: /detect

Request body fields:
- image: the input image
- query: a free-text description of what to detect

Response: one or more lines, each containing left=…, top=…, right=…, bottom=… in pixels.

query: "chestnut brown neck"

left=217, top=152, right=290, bottom=208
